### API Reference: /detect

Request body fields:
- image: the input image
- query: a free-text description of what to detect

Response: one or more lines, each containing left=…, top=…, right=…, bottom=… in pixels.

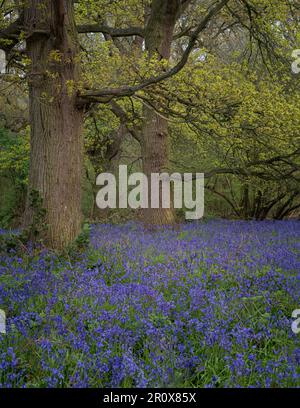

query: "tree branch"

left=0, top=16, right=23, bottom=52
left=109, top=100, right=141, bottom=142
left=77, top=24, right=144, bottom=38
left=77, top=0, right=230, bottom=105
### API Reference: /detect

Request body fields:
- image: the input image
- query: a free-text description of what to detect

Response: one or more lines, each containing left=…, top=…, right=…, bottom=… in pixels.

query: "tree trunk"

left=242, top=185, right=250, bottom=219
left=23, top=0, right=84, bottom=250
left=141, top=108, right=175, bottom=224
left=92, top=123, right=126, bottom=221
left=141, top=0, right=181, bottom=225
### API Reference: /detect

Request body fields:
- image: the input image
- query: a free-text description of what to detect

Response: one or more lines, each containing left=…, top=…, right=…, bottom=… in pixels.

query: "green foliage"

left=0, top=232, right=20, bottom=254
left=66, top=223, right=92, bottom=256
left=0, top=127, right=29, bottom=187
left=164, top=54, right=300, bottom=219
left=0, top=128, right=29, bottom=227
left=75, top=222, right=91, bottom=248
left=0, top=177, right=18, bottom=228
left=1, top=0, right=300, bottom=226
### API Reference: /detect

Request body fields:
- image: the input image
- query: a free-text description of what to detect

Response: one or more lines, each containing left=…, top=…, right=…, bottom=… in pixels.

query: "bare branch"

left=109, top=100, right=141, bottom=142
left=77, top=24, right=144, bottom=38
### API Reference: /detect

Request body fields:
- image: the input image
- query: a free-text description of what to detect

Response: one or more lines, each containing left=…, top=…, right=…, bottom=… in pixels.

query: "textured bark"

left=141, top=108, right=175, bottom=225
left=141, top=0, right=181, bottom=225
left=23, top=0, right=84, bottom=250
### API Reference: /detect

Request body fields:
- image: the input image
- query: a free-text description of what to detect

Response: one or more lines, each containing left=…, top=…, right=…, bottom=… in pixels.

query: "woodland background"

left=0, top=0, right=299, bottom=247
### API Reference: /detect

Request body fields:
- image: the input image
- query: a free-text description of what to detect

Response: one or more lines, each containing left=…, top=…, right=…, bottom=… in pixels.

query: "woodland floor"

left=0, top=220, right=300, bottom=387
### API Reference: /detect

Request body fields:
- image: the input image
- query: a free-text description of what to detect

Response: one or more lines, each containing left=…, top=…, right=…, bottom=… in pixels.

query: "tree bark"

left=141, top=0, right=181, bottom=225
left=23, top=0, right=84, bottom=250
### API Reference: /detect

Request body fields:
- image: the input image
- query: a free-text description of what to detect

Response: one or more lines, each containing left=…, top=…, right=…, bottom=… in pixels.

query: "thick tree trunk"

left=141, top=108, right=175, bottom=224
left=23, top=0, right=84, bottom=250
left=141, top=0, right=181, bottom=225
